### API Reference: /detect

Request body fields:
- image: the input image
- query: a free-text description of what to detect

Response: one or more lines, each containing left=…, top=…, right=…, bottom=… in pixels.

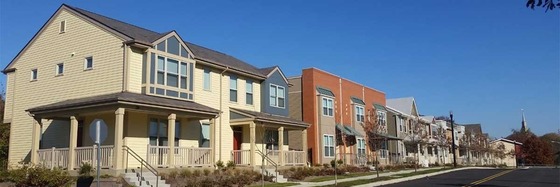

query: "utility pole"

left=450, top=111, right=457, bottom=168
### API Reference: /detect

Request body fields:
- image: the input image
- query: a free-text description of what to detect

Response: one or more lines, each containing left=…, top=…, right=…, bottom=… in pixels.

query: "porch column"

left=209, top=118, right=215, bottom=163
left=302, top=129, right=308, bottom=164
left=68, top=116, right=78, bottom=170
left=113, top=108, right=125, bottom=170
left=30, top=119, right=41, bottom=164
left=250, top=122, right=256, bottom=166
left=167, top=113, right=176, bottom=167
left=278, top=127, right=284, bottom=166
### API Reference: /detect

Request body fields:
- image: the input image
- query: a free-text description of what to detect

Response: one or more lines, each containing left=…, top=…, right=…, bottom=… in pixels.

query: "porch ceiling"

left=229, top=108, right=309, bottom=129
left=27, top=92, right=219, bottom=119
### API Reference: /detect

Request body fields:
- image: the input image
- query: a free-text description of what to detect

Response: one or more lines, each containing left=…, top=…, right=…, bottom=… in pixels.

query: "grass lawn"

left=322, top=168, right=455, bottom=187
left=248, top=182, right=299, bottom=187
left=304, top=172, right=376, bottom=182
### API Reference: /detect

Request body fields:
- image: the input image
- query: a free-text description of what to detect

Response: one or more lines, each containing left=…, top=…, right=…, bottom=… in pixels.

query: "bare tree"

left=434, top=125, right=450, bottom=167
left=402, top=118, right=428, bottom=172
left=363, top=108, right=383, bottom=177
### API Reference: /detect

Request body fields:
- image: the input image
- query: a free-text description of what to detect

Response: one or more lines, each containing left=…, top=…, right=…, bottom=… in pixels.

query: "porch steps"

left=123, top=169, right=169, bottom=187
left=260, top=168, right=288, bottom=183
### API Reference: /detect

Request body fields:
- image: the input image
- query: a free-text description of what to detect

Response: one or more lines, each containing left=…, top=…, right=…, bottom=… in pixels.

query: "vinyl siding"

left=7, top=9, right=124, bottom=165
left=127, top=47, right=144, bottom=93
left=193, top=64, right=261, bottom=162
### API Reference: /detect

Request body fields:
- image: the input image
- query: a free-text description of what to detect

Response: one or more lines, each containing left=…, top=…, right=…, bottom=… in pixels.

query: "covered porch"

left=228, top=108, right=309, bottom=167
left=27, top=92, right=220, bottom=172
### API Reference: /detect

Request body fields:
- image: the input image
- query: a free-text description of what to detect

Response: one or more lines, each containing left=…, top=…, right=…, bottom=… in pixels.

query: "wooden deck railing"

left=284, top=151, right=306, bottom=166
left=147, top=145, right=213, bottom=167
left=37, top=147, right=70, bottom=169
left=231, top=150, right=251, bottom=166
left=74, top=145, right=114, bottom=169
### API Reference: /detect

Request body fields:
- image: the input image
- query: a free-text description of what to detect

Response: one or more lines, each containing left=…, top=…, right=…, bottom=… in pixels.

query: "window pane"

left=157, top=57, right=165, bottom=70
left=230, top=76, right=237, bottom=89
left=203, top=69, right=211, bottom=90
left=167, top=59, right=178, bottom=74
left=180, top=76, right=187, bottom=89
left=189, top=63, right=194, bottom=91
left=156, top=88, right=165, bottom=95
left=167, top=37, right=180, bottom=55
left=157, top=72, right=165, bottom=85
left=180, top=63, right=187, bottom=76
left=180, top=46, right=188, bottom=58
left=157, top=41, right=165, bottom=52
left=166, top=90, right=178, bottom=97
left=270, top=96, right=276, bottom=106
left=175, top=121, right=180, bottom=138
left=167, top=74, right=178, bottom=87
left=278, top=98, right=285, bottom=107
left=278, top=87, right=285, bottom=98
left=246, top=93, right=253, bottom=105
left=159, top=121, right=168, bottom=137
left=149, top=119, right=158, bottom=137
left=150, top=53, right=156, bottom=84
left=246, top=81, right=252, bottom=93
left=230, top=90, right=237, bottom=102
left=270, top=86, right=276, bottom=97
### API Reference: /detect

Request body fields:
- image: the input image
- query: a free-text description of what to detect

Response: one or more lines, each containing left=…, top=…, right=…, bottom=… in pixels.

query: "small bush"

left=78, top=163, right=94, bottom=177
left=226, top=160, right=236, bottom=169
left=215, top=160, right=225, bottom=170
left=6, top=164, right=73, bottom=187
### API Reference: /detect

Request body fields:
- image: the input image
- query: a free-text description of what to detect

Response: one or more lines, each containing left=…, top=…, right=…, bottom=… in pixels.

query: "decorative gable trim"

left=151, top=31, right=194, bottom=58
left=265, top=66, right=289, bottom=84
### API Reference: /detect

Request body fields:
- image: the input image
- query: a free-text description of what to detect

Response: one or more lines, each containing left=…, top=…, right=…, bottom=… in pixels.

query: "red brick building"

left=289, top=68, right=386, bottom=165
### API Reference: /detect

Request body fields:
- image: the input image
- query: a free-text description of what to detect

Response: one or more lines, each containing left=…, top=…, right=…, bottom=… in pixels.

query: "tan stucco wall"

left=6, top=9, right=125, bottom=165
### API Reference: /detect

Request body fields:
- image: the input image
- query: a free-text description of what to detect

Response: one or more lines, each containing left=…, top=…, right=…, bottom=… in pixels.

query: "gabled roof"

left=5, top=4, right=266, bottom=79
left=258, top=66, right=289, bottom=84
left=420, top=116, right=435, bottom=123
left=386, top=97, right=419, bottom=117
left=462, top=123, right=482, bottom=134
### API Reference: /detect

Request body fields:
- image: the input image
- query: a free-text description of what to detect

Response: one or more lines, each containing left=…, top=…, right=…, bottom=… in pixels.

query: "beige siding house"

left=4, top=4, right=308, bottom=174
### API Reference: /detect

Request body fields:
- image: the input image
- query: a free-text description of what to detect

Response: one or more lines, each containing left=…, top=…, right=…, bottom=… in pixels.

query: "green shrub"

left=215, top=160, right=225, bottom=170
left=226, top=160, right=236, bottom=169
left=78, top=163, right=94, bottom=177
left=6, top=164, right=73, bottom=187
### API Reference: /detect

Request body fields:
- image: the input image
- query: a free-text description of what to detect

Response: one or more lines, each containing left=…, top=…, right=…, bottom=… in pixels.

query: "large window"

left=357, top=138, right=366, bottom=155
left=148, top=36, right=193, bottom=100
left=322, top=98, right=334, bottom=117
left=203, top=69, right=211, bottom=91
left=264, top=130, right=289, bottom=150
left=246, top=80, right=253, bottom=105
left=356, top=106, right=365, bottom=122
left=269, top=84, right=285, bottom=108
left=324, top=134, right=335, bottom=157
left=230, top=76, right=237, bottom=102
left=200, top=123, right=210, bottom=147
left=149, top=118, right=180, bottom=147
left=377, top=111, right=386, bottom=127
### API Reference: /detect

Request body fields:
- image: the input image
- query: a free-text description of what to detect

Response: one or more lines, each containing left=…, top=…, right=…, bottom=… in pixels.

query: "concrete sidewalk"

left=291, top=167, right=496, bottom=187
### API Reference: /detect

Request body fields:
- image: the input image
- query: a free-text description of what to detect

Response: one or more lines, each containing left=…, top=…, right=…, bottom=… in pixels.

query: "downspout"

left=219, top=67, right=230, bottom=160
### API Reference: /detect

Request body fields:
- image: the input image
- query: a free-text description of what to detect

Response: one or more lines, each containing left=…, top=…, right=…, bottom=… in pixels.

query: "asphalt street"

left=382, top=168, right=560, bottom=187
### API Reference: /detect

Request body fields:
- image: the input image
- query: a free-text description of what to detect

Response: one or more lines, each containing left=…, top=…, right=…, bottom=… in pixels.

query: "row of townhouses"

left=4, top=5, right=517, bottom=179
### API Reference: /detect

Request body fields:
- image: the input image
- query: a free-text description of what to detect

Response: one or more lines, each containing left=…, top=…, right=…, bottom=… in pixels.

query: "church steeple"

left=521, top=109, right=527, bottom=132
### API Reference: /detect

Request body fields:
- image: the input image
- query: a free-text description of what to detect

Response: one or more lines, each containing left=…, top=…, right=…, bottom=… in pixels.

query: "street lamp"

left=450, top=111, right=457, bottom=168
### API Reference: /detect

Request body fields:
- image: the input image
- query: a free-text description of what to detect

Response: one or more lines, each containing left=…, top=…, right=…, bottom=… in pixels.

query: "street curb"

left=353, top=167, right=496, bottom=187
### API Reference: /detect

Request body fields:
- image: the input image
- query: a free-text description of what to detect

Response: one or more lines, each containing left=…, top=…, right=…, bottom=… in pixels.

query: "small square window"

left=30, top=69, right=38, bottom=81
left=60, top=21, right=66, bottom=33
left=56, top=63, right=64, bottom=76
left=84, top=56, right=93, bottom=70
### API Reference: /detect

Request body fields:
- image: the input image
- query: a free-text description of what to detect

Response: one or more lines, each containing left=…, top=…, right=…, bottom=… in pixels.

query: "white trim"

left=321, top=97, right=334, bottom=117
left=264, top=67, right=289, bottom=84
left=152, top=31, right=194, bottom=59
left=269, top=83, right=285, bottom=108
left=355, top=105, right=365, bottom=122
left=323, top=134, right=335, bottom=158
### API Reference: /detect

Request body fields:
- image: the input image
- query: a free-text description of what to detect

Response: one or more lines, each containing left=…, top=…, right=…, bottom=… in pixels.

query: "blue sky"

left=0, top=1, right=558, bottom=138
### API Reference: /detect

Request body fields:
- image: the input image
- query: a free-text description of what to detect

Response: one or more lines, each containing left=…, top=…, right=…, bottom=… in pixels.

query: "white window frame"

left=246, top=80, right=253, bottom=105
left=323, top=134, right=335, bottom=158
left=84, top=56, right=93, bottom=70
left=398, top=117, right=404, bottom=132
left=59, top=20, right=66, bottom=33
left=269, top=84, right=285, bottom=108
left=380, top=149, right=388, bottom=159
left=377, top=111, right=387, bottom=129
left=230, top=76, right=238, bottom=102
left=55, top=63, right=64, bottom=76
left=322, top=97, right=334, bottom=117
left=30, top=69, right=38, bottom=81
left=356, top=105, right=365, bottom=122
left=203, top=68, right=211, bottom=91
left=357, top=138, right=366, bottom=156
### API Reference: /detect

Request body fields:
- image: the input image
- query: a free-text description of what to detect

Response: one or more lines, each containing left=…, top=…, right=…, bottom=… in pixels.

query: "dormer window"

left=155, top=36, right=189, bottom=58
left=355, top=106, right=364, bottom=122
left=59, top=20, right=66, bottom=33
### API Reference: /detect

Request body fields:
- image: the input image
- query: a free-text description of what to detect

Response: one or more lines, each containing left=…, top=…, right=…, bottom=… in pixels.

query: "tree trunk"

left=375, top=152, right=380, bottom=177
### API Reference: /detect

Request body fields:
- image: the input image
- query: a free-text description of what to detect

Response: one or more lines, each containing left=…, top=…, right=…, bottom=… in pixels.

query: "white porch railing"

left=284, top=151, right=306, bottom=166
left=231, top=150, right=251, bottom=166
left=37, top=147, right=70, bottom=169
left=147, top=145, right=213, bottom=167
left=74, top=145, right=114, bottom=169
left=174, top=147, right=212, bottom=167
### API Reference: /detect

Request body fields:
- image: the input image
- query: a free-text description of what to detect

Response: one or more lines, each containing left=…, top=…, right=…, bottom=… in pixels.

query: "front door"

left=233, top=128, right=243, bottom=163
